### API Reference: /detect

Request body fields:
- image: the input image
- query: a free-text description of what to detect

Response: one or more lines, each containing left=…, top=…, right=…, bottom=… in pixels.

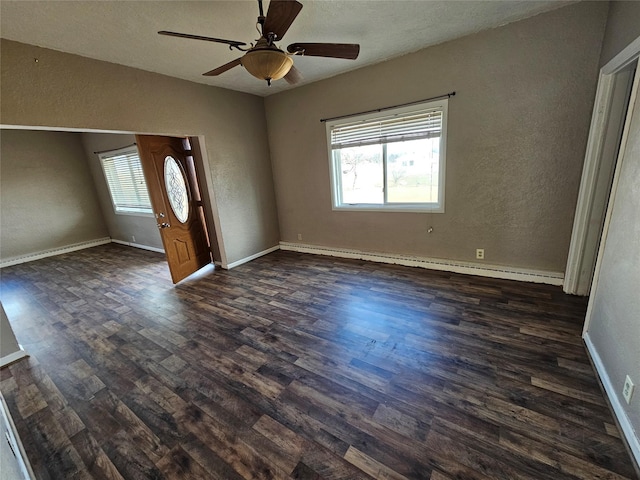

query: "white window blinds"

left=99, top=147, right=152, bottom=214
left=330, top=108, right=443, bottom=149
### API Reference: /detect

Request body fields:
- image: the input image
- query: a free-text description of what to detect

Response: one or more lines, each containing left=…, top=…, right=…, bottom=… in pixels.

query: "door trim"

left=582, top=54, right=640, bottom=468
left=564, top=36, right=640, bottom=294
left=189, top=136, right=228, bottom=268
left=583, top=60, right=639, bottom=333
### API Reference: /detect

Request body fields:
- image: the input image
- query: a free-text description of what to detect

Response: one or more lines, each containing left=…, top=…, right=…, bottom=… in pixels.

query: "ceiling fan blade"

left=284, top=65, right=303, bottom=85
left=159, top=30, right=246, bottom=48
left=287, top=43, right=360, bottom=60
left=203, top=58, right=243, bottom=76
left=263, top=0, right=303, bottom=41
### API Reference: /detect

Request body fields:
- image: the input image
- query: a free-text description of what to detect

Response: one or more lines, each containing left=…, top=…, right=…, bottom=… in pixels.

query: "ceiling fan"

left=159, top=0, right=360, bottom=86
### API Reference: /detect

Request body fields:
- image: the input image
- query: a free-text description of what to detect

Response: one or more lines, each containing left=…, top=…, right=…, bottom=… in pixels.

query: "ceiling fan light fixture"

left=162, top=1, right=359, bottom=86
left=241, top=48, right=293, bottom=85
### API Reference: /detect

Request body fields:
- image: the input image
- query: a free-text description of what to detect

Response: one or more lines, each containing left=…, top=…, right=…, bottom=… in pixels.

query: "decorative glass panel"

left=164, top=156, right=189, bottom=223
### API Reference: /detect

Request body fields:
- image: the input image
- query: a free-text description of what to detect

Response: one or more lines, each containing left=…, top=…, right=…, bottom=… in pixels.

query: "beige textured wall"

left=265, top=2, right=608, bottom=273
left=0, top=129, right=108, bottom=260
left=80, top=133, right=163, bottom=251
left=0, top=39, right=279, bottom=266
left=599, top=1, right=640, bottom=67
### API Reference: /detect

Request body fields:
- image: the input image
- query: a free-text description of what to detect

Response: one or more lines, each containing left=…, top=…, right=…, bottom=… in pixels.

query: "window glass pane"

left=386, top=138, right=440, bottom=203
left=100, top=148, right=152, bottom=215
left=327, top=98, right=447, bottom=211
left=337, top=145, right=383, bottom=204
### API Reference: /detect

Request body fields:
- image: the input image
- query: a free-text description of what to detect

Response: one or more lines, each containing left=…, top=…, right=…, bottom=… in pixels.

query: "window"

left=326, top=99, right=447, bottom=212
left=99, top=146, right=153, bottom=215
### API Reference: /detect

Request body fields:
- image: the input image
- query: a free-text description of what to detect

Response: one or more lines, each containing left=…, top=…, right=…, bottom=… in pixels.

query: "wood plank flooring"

left=0, top=244, right=636, bottom=479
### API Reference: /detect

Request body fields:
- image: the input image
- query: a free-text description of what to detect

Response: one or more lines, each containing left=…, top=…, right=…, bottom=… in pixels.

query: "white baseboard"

left=279, top=242, right=564, bottom=285
left=0, top=392, right=36, bottom=480
left=584, top=332, right=640, bottom=467
left=225, top=245, right=280, bottom=269
left=0, top=345, right=28, bottom=368
left=0, top=237, right=111, bottom=268
left=111, top=239, right=165, bottom=254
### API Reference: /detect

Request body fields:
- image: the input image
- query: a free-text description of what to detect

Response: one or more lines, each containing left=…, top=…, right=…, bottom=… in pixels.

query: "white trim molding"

left=0, top=345, right=28, bottom=368
left=603, top=36, right=640, bottom=75
left=111, top=239, right=165, bottom=254
left=0, top=392, right=36, bottom=480
left=565, top=36, right=640, bottom=295
left=564, top=72, right=616, bottom=295
left=280, top=242, right=564, bottom=285
left=584, top=333, right=640, bottom=466
left=584, top=63, right=640, bottom=335
left=224, top=245, right=280, bottom=270
left=0, top=237, right=111, bottom=268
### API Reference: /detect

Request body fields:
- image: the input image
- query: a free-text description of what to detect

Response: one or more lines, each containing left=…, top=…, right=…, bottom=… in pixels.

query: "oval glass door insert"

left=164, top=156, right=189, bottom=223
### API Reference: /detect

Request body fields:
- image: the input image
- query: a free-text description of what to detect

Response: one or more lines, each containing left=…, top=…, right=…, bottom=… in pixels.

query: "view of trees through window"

left=337, top=137, right=440, bottom=205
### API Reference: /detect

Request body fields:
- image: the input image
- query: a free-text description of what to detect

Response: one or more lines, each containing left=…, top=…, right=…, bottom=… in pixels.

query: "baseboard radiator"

left=279, top=242, right=564, bottom=285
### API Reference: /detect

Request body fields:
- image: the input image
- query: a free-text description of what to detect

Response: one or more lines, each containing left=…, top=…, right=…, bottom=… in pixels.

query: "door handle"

left=158, top=222, right=171, bottom=229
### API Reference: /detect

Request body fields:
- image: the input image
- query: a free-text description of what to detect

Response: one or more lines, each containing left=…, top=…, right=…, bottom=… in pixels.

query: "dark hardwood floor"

left=0, top=244, right=636, bottom=479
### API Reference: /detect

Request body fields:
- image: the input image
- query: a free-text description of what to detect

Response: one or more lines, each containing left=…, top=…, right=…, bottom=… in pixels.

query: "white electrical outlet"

left=132, top=235, right=136, bottom=243
left=623, top=375, right=634, bottom=404
left=476, top=248, right=485, bottom=260
left=297, top=233, right=302, bottom=241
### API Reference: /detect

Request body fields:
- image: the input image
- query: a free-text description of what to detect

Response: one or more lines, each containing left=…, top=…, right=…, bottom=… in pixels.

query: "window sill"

left=332, top=204, right=444, bottom=213
left=114, top=210, right=155, bottom=218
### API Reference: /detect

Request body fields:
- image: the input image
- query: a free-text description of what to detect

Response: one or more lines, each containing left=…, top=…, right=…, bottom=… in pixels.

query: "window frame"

left=326, top=98, right=448, bottom=213
left=99, top=146, right=154, bottom=217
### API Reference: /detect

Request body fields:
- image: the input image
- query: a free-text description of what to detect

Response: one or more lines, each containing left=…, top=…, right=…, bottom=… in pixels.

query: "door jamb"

left=189, top=135, right=228, bottom=268
left=583, top=60, right=639, bottom=333
left=581, top=65, right=640, bottom=471
left=564, top=36, right=640, bottom=295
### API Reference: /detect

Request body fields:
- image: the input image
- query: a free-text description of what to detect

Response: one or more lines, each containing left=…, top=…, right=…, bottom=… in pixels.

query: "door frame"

left=564, top=36, right=640, bottom=295
left=0, top=125, right=227, bottom=268
left=582, top=64, right=640, bottom=470
left=189, top=135, right=228, bottom=268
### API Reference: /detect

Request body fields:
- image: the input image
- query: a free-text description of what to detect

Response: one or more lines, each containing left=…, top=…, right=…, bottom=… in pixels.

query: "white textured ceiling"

left=0, top=1, right=570, bottom=97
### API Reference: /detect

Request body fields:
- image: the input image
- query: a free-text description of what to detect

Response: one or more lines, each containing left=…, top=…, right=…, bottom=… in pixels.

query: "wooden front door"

left=136, top=135, right=211, bottom=283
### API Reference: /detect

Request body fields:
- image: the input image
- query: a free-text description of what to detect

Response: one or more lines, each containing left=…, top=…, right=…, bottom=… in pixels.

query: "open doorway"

left=0, top=127, right=223, bottom=283
left=89, top=132, right=222, bottom=283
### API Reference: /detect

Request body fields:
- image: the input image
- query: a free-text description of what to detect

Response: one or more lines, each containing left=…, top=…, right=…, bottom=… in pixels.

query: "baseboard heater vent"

left=0, top=237, right=112, bottom=268
left=279, top=242, right=564, bottom=285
